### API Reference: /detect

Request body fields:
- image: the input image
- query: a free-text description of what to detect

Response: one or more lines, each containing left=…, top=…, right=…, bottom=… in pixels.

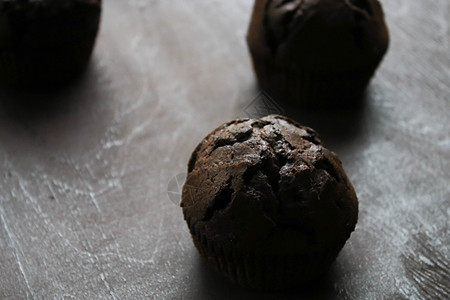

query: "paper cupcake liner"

left=186, top=217, right=340, bottom=290
left=250, top=54, right=378, bottom=108
left=0, top=44, right=94, bottom=86
left=0, top=51, right=20, bottom=85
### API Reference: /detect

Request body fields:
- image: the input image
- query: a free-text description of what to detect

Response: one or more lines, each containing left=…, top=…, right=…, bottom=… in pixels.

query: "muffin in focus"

left=181, top=115, right=358, bottom=290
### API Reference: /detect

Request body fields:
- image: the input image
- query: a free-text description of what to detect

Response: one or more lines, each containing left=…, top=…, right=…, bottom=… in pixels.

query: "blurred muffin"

left=0, top=0, right=101, bottom=86
left=247, top=0, right=389, bottom=108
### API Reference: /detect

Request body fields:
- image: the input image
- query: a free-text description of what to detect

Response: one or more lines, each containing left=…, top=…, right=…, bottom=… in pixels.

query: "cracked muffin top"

left=181, top=115, right=358, bottom=256
left=247, top=0, right=389, bottom=72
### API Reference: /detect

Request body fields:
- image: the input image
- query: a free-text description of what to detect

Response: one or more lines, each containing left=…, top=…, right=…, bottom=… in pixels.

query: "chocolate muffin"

left=181, top=115, right=358, bottom=290
left=247, top=0, right=389, bottom=108
left=0, top=0, right=101, bottom=86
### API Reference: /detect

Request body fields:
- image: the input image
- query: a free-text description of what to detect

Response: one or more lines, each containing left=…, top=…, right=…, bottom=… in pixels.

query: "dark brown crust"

left=0, top=0, right=101, bottom=86
left=181, top=115, right=358, bottom=289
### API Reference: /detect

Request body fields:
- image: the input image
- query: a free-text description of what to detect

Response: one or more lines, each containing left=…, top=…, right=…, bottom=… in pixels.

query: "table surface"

left=0, top=1, right=449, bottom=299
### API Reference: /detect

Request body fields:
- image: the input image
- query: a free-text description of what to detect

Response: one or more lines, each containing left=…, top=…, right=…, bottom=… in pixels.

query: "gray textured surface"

left=0, top=0, right=449, bottom=299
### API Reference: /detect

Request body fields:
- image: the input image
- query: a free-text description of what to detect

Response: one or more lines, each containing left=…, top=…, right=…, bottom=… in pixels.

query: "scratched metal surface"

left=0, top=0, right=448, bottom=299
